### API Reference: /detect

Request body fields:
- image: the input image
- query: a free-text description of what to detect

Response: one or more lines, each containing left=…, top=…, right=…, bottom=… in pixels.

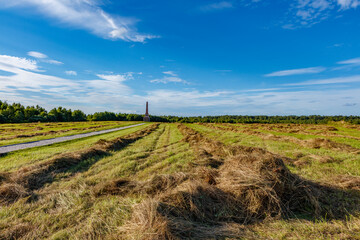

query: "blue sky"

left=0, top=0, right=360, bottom=116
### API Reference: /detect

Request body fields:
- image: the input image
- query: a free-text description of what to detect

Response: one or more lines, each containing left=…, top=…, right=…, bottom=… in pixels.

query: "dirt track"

left=0, top=123, right=145, bottom=154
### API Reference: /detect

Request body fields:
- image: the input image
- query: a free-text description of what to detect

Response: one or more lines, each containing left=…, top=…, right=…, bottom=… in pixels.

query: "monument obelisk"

left=143, top=101, right=150, bottom=122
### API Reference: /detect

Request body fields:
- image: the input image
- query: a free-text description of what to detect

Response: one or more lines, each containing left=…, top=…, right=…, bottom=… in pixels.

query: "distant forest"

left=1, top=100, right=359, bottom=124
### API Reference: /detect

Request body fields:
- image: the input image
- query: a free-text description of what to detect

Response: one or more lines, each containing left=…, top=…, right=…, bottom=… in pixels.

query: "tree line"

left=0, top=100, right=359, bottom=124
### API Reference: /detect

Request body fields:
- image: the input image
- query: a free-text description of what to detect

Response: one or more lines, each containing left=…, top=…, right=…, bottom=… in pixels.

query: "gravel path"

left=0, top=123, right=145, bottom=154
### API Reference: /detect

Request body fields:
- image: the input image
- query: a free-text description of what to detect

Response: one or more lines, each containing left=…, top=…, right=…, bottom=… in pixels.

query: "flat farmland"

left=0, top=122, right=359, bottom=239
left=0, top=121, right=140, bottom=146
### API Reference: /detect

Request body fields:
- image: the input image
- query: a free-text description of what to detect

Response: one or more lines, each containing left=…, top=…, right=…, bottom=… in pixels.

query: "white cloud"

left=65, top=70, right=77, bottom=76
left=200, top=1, right=234, bottom=12
left=242, top=88, right=285, bottom=92
left=285, top=0, right=360, bottom=28
left=0, top=54, right=134, bottom=110
left=0, top=0, right=158, bottom=42
left=96, top=73, right=135, bottom=82
left=265, top=67, right=326, bottom=77
left=0, top=55, right=76, bottom=89
left=27, top=51, right=47, bottom=59
left=146, top=90, right=234, bottom=108
left=150, top=76, right=188, bottom=84
left=337, top=57, right=360, bottom=65
left=284, top=75, right=360, bottom=85
left=0, top=54, right=39, bottom=71
left=343, top=102, right=357, bottom=106
left=337, top=0, right=360, bottom=9
left=150, top=71, right=189, bottom=84
left=162, top=71, right=177, bottom=76
left=44, top=59, right=63, bottom=65
left=143, top=88, right=360, bottom=115
left=1, top=53, right=359, bottom=116
left=96, top=74, right=126, bottom=82
left=27, top=51, right=63, bottom=65
left=333, top=57, right=360, bottom=70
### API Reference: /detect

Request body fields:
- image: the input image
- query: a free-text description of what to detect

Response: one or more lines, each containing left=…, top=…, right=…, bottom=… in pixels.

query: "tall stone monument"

left=143, top=101, right=150, bottom=122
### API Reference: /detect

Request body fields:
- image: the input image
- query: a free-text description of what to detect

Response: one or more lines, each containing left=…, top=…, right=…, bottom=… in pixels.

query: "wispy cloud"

left=0, top=53, right=133, bottom=110
left=284, top=0, right=360, bottom=28
left=284, top=75, right=360, bottom=86
left=162, top=71, right=177, bottom=76
left=343, top=103, right=357, bottom=107
left=265, top=67, right=326, bottom=77
left=27, top=51, right=63, bottom=65
left=1, top=52, right=359, bottom=116
left=1, top=0, right=158, bottom=42
left=199, top=1, right=234, bottom=12
left=337, top=0, right=360, bottom=9
left=145, top=88, right=360, bottom=115
left=337, top=57, right=360, bottom=65
left=45, top=59, right=63, bottom=65
left=0, top=54, right=39, bottom=71
left=65, top=70, right=77, bottom=76
left=150, top=71, right=189, bottom=84
left=96, top=73, right=134, bottom=82
left=215, top=70, right=232, bottom=73
left=332, top=57, right=360, bottom=70
left=27, top=51, right=47, bottom=59
left=242, top=88, right=285, bottom=92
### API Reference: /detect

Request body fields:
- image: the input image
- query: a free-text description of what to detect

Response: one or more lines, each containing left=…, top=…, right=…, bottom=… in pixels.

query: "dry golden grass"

left=0, top=122, right=359, bottom=239
left=119, top=125, right=359, bottom=239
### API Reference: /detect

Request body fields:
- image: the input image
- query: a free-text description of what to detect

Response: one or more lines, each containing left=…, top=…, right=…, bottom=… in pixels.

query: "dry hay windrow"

left=0, top=124, right=114, bottom=141
left=0, top=222, right=35, bottom=240
left=118, top=124, right=360, bottom=239
left=94, top=172, right=191, bottom=197
left=0, top=124, right=159, bottom=204
left=334, top=175, right=360, bottom=191
left=292, top=154, right=340, bottom=168
left=199, top=123, right=360, bottom=154
left=176, top=123, right=228, bottom=168
left=225, top=122, right=360, bottom=143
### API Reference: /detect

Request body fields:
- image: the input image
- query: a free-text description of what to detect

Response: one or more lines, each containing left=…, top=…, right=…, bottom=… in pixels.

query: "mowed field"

left=0, top=122, right=359, bottom=239
left=0, top=121, right=140, bottom=146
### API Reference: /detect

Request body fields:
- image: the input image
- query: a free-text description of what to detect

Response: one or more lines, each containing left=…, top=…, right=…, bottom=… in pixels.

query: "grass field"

left=0, top=121, right=140, bottom=146
left=0, top=122, right=359, bottom=239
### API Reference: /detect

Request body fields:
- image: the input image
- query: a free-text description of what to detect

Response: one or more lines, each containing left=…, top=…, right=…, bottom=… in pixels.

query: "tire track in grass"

left=79, top=124, right=168, bottom=182
left=134, top=124, right=195, bottom=179
left=90, top=124, right=190, bottom=181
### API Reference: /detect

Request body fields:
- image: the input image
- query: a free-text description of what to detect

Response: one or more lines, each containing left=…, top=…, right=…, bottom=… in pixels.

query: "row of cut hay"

left=0, top=124, right=112, bottom=141
left=334, top=175, right=360, bottom=191
left=94, top=172, right=190, bottom=197
left=0, top=124, right=159, bottom=204
left=177, top=124, right=226, bottom=168
left=118, top=124, right=360, bottom=239
left=200, top=123, right=360, bottom=154
left=209, top=122, right=360, bottom=145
